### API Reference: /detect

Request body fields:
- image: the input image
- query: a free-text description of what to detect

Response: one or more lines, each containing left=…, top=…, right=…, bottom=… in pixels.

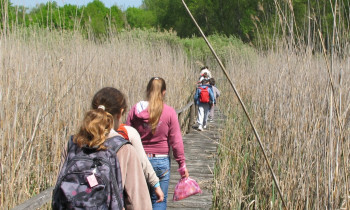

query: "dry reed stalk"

left=214, top=41, right=350, bottom=209
left=318, top=29, right=349, bottom=209
left=182, top=0, right=287, bottom=207
left=0, top=28, right=196, bottom=208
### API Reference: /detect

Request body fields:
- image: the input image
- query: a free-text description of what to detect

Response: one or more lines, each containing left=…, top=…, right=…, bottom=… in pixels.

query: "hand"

left=181, top=167, right=189, bottom=178
left=154, top=186, right=164, bottom=203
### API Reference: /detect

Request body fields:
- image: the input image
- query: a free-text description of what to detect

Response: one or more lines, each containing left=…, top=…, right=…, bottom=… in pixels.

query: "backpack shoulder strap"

left=105, top=135, right=131, bottom=154
left=67, top=135, right=74, bottom=151
left=66, top=135, right=79, bottom=157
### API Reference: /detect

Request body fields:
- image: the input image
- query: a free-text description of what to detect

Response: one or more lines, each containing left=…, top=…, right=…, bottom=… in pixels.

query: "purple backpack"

left=52, top=135, right=130, bottom=210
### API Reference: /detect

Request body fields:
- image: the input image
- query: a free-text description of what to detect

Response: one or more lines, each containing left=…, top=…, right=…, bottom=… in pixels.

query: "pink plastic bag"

left=173, top=177, right=202, bottom=201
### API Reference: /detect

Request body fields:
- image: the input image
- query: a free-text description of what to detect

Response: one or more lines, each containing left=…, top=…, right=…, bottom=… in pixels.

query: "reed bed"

left=214, top=45, right=350, bottom=209
left=2, top=16, right=349, bottom=210
left=0, top=28, right=196, bottom=209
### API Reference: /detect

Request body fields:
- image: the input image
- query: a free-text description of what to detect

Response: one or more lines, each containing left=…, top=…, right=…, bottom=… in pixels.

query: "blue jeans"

left=148, top=156, right=170, bottom=210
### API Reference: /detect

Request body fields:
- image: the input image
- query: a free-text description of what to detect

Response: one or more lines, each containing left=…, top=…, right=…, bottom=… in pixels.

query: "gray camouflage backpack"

left=52, top=135, right=130, bottom=210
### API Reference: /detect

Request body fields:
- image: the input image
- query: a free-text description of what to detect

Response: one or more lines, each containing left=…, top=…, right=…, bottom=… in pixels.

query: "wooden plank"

left=176, top=101, right=194, bottom=114
left=167, top=109, right=222, bottom=209
left=11, top=187, right=54, bottom=210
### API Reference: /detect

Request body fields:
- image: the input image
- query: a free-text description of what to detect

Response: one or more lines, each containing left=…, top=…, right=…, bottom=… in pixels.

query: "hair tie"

left=98, top=105, right=105, bottom=111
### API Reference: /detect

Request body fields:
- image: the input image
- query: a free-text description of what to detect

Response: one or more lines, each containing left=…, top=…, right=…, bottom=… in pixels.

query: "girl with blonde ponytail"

left=127, top=77, right=190, bottom=210
left=147, top=77, right=166, bottom=133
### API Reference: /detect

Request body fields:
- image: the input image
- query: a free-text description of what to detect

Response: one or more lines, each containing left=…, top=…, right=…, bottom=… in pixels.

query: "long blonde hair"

left=146, top=77, right=166, bottom=134
left=74, top=87, right=127, bottom=150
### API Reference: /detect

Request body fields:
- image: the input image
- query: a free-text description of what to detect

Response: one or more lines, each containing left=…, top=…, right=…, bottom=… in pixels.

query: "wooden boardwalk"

left=167, top=109, right=224, bottom=209
left=11, top=105, right=224, bottom=210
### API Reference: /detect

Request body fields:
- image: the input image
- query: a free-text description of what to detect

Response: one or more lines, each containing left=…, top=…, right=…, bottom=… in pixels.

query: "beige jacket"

left=117, top=144, right=152, bottom=210
left=121, top=126, right=159, bottom=187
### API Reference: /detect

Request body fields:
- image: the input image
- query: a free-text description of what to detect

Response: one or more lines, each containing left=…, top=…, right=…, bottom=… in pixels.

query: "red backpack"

left=199, top=87, right=210, bottom=103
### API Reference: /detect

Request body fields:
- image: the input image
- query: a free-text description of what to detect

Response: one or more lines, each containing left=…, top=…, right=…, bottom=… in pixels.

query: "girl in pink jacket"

left=127, top=77, right=189, bottom=209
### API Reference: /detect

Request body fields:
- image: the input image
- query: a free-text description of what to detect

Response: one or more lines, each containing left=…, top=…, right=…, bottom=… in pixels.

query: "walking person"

left=91, top=87, right=164, bottom=203
left=198, top=72, right=210, bottom=84
left=197, top=66, right=211, bottom=85
left=208, top=78, right=220, bottom=122
left=127, top=77, right=190, bottom=209
left=194, top=79, right=215, bottom=131
left=115, top=123, right=163, bottom=203
left=54, top=87, right=156, bottom=210
left=199, top=66, right=212, bottom=79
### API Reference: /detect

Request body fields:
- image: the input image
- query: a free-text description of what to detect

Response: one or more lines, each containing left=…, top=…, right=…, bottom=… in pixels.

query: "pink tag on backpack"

left=87, top=174, right=98, bottom=187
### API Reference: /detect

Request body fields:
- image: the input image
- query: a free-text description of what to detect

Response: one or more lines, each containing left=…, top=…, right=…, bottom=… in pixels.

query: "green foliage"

left=126, top=7, right=156, bottom=28
left=143, top=0, right=210, bottom=37
left=2, top=0, right=350, bottom=48
left=3, top=0, right=126, bottom=39
left=82, top=0, right=109, bottom=38
left=60, top=4, right=82, bottom=30
left=143, top=0, right=170, bottom=27
left=27, top=2, right=79, bottom=30
left=109, top=6, right=124, bottom=30
left=116, top=28, right=181, bottom=48
left=180, top=33, right=255, bottom=64
left=143, top=0, right=261, bottom=40
left=111, top=28, right=255, bottom=65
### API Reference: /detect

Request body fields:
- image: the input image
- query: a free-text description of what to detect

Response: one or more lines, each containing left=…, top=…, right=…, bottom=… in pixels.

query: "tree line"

left=1, top=0, right=349, bottom=49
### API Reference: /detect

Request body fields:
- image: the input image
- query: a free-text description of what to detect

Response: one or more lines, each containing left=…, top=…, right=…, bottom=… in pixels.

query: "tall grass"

left=0, top=28, right=197, bottom=209
left=2, top=1, right=350, bottom=209
left=211, top=0, right=350, bottom=208
left=213, top=44, right=350, bottom=209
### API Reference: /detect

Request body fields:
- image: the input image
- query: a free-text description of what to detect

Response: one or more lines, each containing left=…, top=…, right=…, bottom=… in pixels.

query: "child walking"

left=199, top=66, right=212, bottom=78
left=197, top=66, right=211, bottom=85
left=194, top=79, right=215, bottom=131
left=127, top=77, right=189, bottom=210
left=54, top=87, right=152, bottom=210
left=208, top=78, right=220, bottom=122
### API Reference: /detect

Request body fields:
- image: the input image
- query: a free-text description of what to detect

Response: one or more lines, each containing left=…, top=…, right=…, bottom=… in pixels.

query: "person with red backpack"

left=194, top=79, right=215, bottom=131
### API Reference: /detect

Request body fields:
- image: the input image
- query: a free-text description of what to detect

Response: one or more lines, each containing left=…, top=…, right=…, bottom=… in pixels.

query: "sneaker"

left=197, top=125, right=203, bottom=131
left=203, top=125, right=207, bottom=129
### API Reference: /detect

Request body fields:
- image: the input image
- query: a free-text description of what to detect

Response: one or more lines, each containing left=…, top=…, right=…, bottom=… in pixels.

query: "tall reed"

left=213, top=43, right=350, bottom=209
left=0, top=27, right=196, bottom=208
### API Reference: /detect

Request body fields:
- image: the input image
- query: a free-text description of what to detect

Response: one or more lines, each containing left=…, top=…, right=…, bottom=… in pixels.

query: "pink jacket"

left=126, top=101, right=186, bottom=168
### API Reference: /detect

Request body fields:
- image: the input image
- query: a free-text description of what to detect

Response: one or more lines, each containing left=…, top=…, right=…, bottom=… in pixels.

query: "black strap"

left=67, top=135, right=74, bottom=151
left=106, top=136, right=131, bottom=154
left=66, top=135, right=130, bottom=156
